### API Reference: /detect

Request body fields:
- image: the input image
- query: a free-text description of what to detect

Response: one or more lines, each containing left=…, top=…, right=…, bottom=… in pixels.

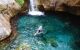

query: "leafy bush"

left=16, top=0, right=24, bottom=6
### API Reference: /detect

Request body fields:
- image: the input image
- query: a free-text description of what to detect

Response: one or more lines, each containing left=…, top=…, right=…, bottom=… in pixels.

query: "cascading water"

left=29, top=0, right=36, bottom=11
left=28, top=0, right=44, bottom=16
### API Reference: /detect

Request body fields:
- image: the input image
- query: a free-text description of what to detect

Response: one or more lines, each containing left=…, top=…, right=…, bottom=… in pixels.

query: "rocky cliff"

left=37, top=0, right=80, bottom=15
left=0, top=0, right=21, bottom=41
left=22, top=0, right=80, bottom=15
left=38, top=0, right=80, bottom=15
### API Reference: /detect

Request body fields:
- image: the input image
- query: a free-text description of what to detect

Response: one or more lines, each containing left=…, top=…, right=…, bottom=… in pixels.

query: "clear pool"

left=6, top=15, right=79, bottom=50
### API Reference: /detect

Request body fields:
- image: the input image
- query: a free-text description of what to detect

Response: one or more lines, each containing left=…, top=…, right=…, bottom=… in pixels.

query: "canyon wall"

left=0, top=0, right=21, bottom=40
left=37, top=0, right=80, bottom=15
left=23, top=0, right=80, bottom=15
left=38, top=0, right=80, bottom=15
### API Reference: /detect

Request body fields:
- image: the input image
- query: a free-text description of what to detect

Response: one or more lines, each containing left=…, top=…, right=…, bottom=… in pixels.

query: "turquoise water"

left=7, top=15, right=77, bottom=50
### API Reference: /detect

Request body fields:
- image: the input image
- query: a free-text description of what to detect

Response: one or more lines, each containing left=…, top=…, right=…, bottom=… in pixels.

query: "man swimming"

left=34, top=25, right=43, bottom=36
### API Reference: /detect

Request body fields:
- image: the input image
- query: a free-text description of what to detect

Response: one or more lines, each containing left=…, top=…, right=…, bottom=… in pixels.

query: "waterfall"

left=29, top=0, right=36, bottom=11
left=28, top=0, right=44, bottom=16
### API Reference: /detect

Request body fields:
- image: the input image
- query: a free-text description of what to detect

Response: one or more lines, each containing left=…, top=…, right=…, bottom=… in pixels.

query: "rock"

left=20, top=0, right=29, bottom=13
left=56, top=0, right=80, bottom=15
left=0, top=0, right=21, bottom=41
left=0, top=14, right=11, bottom=40
left=23, top=0, right=80, bottom=15
left=16, top=43, right=31, bottom=50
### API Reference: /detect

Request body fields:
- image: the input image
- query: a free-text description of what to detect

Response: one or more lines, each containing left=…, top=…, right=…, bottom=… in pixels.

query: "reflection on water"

left=6, top=15, right=79, bottom=50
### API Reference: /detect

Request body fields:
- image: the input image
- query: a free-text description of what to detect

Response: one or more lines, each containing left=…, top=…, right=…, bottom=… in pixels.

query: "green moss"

left=16, top=0, right=24, bottom=6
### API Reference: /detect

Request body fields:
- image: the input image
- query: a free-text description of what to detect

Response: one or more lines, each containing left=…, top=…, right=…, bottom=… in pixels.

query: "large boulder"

left=0, top=14, right=11, bottom=40
left=0, top=0, right=21, bottom=40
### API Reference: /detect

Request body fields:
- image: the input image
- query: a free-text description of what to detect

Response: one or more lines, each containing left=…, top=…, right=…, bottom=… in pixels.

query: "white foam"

left=28, top=11, right=44, bottom=16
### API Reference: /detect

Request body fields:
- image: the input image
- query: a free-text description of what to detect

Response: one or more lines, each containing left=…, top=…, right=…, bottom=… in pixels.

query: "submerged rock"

left=16, top=43, right=31, bottom=50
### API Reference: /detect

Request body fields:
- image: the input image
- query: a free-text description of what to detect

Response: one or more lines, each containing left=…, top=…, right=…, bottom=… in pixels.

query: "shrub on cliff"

left=16, top=0, right=24, bottom=6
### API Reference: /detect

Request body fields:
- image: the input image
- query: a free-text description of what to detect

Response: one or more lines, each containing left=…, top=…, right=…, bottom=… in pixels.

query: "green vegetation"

left=16, top=0, right=24, bottom=6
